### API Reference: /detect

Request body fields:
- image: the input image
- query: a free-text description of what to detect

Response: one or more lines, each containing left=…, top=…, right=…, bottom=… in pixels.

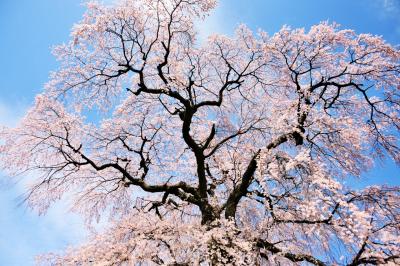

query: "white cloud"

left=378, top=0, right=400, bottom=18
left=376, top=0, right=400, bottom=38
left=0, top=181, right=87, bottom=265
left=0, top=101, right=87, bottom=264
left=0, top=167, right=87, bottom=265
left=0, top=100, right=27, bottom=128
left=382, top=0, right=400, bottom=13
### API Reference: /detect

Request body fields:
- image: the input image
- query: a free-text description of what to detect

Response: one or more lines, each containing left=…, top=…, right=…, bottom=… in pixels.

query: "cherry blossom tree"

left=1, top=0, right=400, bottom=265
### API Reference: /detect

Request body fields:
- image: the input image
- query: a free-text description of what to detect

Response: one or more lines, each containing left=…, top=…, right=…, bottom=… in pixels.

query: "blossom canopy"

left=1, top=0, right=400, bottom=265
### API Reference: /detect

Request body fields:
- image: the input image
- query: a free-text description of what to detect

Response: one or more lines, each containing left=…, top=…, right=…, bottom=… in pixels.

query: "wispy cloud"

left=376, top=0, right=400, bottom=20
left=0, top=102, right=86, bottom=265
left=382, top=0, right=400, bottom=14
left=378, top=0, right=400, bottom=38
left=0, top=100, right=26, bottom=128
left=0, top=181, right=86, bottom=265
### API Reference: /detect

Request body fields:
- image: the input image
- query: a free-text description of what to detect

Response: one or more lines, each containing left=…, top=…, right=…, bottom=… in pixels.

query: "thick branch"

left=256, top=239, right=327, bottom=266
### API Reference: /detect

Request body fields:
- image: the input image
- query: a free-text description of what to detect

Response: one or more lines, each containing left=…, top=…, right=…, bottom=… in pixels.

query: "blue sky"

left=0, top=0, right=399, bottom=265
